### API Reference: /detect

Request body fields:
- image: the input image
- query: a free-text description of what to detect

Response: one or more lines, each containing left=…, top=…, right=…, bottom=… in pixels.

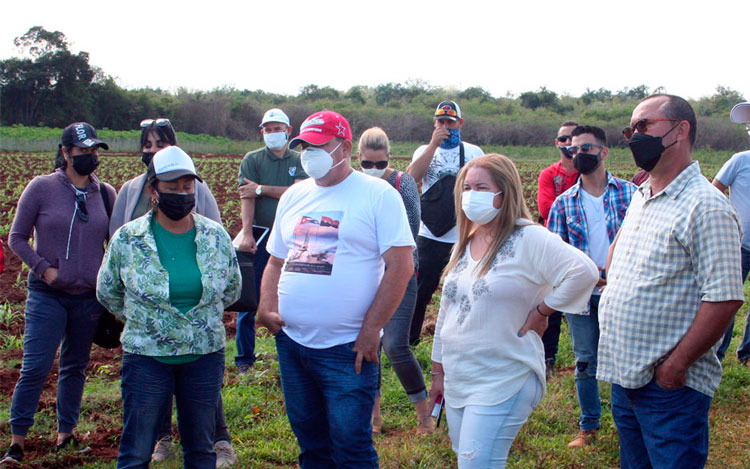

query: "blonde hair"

left=357, top=127, right=390, bottom=155
left=443, top=153, right=534, bottom=280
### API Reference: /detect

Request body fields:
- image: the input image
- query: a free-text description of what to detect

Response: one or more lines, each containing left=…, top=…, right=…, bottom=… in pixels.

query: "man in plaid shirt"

left=599, top=95, right=744, bottom=468
left=547, top=125, right=636, bottom=449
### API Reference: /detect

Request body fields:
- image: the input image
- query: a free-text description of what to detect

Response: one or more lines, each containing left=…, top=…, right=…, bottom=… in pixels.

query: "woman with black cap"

left=2, top=123, right=116, bottom=464
left=98, top=146, right=241, bottom=468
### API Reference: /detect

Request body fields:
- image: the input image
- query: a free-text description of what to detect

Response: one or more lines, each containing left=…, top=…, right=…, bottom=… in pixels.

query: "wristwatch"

left=255, top=185, right=263, bottom=196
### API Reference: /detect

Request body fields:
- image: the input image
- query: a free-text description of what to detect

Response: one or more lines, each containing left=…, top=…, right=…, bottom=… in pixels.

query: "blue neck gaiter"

left=440, top=128, right=461, bottom=149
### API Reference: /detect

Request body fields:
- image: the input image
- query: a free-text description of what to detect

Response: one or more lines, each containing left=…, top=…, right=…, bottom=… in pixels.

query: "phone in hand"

left=431, top=395, right=444, bottom=427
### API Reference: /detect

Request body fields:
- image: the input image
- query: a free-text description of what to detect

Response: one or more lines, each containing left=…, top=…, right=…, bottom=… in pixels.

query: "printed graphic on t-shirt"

left=285, top=211, right=342, bottom=275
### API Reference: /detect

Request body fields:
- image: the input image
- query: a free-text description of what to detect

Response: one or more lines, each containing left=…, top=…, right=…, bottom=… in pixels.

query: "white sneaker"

left=214, top=440, right=238, bottom=468
left=151, top=437, right=176, bottom=462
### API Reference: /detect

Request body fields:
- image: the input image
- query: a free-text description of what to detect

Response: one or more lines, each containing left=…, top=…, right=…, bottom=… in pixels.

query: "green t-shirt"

left=238, top=147, right=306, bottom=228
left=151, top=217, right=204, bottom=365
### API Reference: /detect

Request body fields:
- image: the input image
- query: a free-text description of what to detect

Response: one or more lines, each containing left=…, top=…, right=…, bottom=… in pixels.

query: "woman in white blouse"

left=429, top=154, right=598, bottom=468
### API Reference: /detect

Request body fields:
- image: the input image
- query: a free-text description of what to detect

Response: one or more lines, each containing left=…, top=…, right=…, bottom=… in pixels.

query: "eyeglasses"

left=567, top=143, right=604, bottom=154
left=556, top=135, right=572, bottom=143
left=74, top=191, right=88, bottom=222
left=622, top=118, right=680, bottom=140
left=140, top=118, right=172, bottom=128
left=360, top=160, right=389, bottom=170
left=435, top=107, right=458, bottom=117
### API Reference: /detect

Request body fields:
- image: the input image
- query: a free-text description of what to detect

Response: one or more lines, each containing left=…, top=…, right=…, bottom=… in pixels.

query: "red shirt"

left=537, top=161, right=578, bottom=224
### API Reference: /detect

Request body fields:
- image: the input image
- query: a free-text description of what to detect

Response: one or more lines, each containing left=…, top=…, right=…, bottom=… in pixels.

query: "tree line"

left=1, top=27, right=748, bottom=150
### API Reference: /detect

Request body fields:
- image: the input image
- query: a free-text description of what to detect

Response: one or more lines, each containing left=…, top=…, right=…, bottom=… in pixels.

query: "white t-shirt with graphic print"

left=412, top=141, right=484, bottom=243
left=267, top=170, right=416, bottom=349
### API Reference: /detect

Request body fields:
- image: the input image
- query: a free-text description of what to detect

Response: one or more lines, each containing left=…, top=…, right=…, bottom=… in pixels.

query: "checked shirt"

left=597, top=162, right=743, bottom=397
left=547, top=172, right=636, bottom=260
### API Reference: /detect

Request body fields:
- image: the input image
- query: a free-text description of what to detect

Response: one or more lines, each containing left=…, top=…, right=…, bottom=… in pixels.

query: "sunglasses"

left=556, top=135, right=572, bottom=143
left=74, top=191, right=88, bottom=222
left=622, top=118, right=680, bottom=140
left=567, top=143, right=604, bottom=154
left=140, top=118, right=172, bottom=128
left=360, top=160, right=388, bottom=170
left=435, top=107, right=458, bottom=117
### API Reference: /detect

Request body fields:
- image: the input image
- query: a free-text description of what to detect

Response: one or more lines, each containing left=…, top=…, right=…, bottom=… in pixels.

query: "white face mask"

left=461, top=190, right=503, bottom=225
left=301, top=142, right=343, bottom=179
left=263, top=131, right=288, bottom=150
left=362, top=167, right=386, bottom=178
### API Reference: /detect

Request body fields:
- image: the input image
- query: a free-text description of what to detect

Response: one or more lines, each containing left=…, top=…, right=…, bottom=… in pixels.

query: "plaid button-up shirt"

left=547, top=172, right=636, bottom=258
left=597, top=162, right=744, bottom=397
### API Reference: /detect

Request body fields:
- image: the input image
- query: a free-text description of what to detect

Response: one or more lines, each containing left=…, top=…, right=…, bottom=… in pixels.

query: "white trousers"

left=446, top=373, right=543, bottom=469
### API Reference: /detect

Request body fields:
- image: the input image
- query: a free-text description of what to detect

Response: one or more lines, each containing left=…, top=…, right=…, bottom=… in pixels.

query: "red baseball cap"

left=289, top=110, right=352, bottom=148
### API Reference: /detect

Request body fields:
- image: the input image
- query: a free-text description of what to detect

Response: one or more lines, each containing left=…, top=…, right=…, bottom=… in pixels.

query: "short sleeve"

left=374, top=187, right=417, bottom=255
left=687, top=207, right=744, bottom=302
left=715, top=154, right=740, bottom=187
left=238, top=152, right=259, bottom=187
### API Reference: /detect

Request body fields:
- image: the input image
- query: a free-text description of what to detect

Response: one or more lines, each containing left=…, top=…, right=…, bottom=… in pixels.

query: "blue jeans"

left=117, top=350, right=225, bottom=469
left=9, top=289, right=101, bottom=435
left=565, top=295, right=601, bottom=431
left=156, top=393, right=231, bottom=443
left=611, top=380, right=711, bottom=469
left=275, top=330, right=379, bottom=468
left=235, top=236, right=269, bottom=367
left=378, top=273, right=428, bottom=403
left=717, top=246, right=750, bottom=361
left=445, top=373, right=543, bottom=469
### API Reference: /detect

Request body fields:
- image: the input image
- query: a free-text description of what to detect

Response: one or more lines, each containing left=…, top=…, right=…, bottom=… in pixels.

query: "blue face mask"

left=440, top=128, right=461, bottom=149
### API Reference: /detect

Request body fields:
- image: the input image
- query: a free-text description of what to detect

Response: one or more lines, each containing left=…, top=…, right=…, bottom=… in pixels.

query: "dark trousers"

left=410, top=236, right=453, bottom=345
left=541, top=311, right=563, bottom=367
left=235, top=235, right=270, bottom=367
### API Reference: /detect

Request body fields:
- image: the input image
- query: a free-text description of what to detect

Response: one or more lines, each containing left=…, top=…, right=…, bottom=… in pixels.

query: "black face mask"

left=558, top=146, right=573, bottom=159
left=627, top=124, right=679, bottom=172
left=156, top=192, right=196, bottom=221
left=71, top=153, right=99, bottom=176
left=573, top=152, right=600, bottom=175
left=141, top=152, right=156, bottom=167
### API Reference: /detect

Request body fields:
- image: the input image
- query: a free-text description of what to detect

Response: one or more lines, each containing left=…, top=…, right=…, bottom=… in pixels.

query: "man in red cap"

left=257, top=111, right=415, bottom=467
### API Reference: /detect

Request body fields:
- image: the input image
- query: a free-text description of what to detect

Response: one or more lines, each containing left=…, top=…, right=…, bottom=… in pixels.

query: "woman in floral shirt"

left=97, top=146, right=240, bottom=468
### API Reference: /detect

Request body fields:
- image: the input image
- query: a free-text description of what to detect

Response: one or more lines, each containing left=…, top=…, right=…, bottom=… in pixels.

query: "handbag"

left=226, top=250, right=258, bottom=312
left=420, top=143, right=464, bottom=237
left=93, top=183, right=124, bottom=348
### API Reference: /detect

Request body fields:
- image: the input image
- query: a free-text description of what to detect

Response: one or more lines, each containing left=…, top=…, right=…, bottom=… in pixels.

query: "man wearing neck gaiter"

left=406, top=100, right=484, bottom=345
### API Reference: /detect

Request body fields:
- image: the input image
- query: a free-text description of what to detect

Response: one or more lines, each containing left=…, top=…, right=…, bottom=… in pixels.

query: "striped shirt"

left=597, top=162, right=743, bottom=397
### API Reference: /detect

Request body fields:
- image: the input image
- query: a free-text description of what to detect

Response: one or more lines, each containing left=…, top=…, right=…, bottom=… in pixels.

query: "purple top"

left=9, top=169, right=116, bottom=295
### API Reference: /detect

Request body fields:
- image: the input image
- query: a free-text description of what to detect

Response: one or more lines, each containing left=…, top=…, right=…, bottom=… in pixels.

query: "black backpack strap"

left=100, top=183, right=112, bottom=219
left=459, top=142, right=465, bottom=168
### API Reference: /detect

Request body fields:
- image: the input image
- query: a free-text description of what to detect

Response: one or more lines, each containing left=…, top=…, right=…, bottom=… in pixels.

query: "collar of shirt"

left=638, top=161, right=701, bottom=201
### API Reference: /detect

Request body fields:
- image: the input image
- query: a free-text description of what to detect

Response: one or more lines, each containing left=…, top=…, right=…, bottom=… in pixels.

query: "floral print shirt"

left=97, top=211, right=241, bottom=356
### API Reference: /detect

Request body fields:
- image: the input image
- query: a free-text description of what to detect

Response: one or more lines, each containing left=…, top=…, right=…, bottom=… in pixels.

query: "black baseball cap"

left=61, top=122, right=109, bottom=150
left=434, top=101, right=462, bottom=122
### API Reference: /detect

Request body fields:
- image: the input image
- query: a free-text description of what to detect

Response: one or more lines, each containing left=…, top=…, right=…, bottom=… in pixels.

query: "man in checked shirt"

left=598, top=94, right=743, bottom=469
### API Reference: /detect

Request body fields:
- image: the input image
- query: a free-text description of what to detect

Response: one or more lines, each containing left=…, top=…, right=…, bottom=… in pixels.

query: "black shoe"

left=55, top=436, right=91, bottom=454
left=1, top=443, right=23, bottom=465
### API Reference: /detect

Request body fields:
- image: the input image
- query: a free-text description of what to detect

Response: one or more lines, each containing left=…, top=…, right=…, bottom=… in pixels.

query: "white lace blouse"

left=431, top=221, right=598, bottom=408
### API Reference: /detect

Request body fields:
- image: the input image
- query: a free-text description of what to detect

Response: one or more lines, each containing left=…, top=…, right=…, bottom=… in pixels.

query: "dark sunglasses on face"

left=556, top=135, right=572, bottom=143
left=622, top=118, right=680, bottom=140
left=140, top=118, right=172, bottom=128
left=75, top=191, right=88, bottom=222
left=567, top=143, right=604, bottom=155
left=360, top=160, right=389, bottom=170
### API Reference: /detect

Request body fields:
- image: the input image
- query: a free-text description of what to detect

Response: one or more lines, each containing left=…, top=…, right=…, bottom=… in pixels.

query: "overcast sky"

left=2, top=0, right=748, bottom=101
